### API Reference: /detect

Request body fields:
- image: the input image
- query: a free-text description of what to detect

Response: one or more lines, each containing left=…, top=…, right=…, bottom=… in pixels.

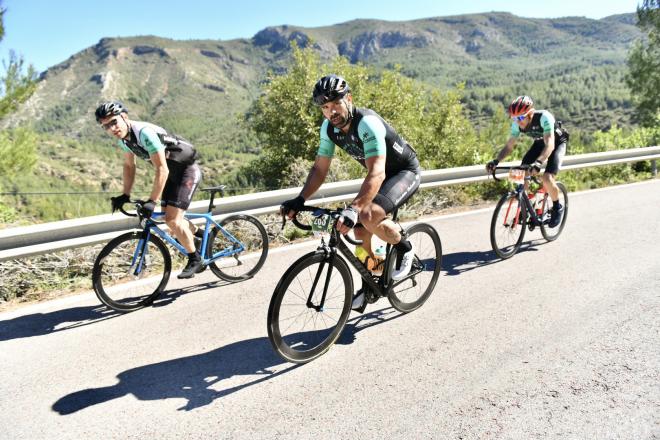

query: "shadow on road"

left=52, top=305, right=403, bottom=415
left=52, top=336, right=298, bottom=414
left=0, top=279, right=232, bottom=342
left=442, top=240, right=544, bottom=276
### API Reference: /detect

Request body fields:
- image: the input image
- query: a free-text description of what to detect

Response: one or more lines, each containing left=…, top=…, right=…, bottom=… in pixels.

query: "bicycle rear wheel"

left=388, top=223, right=442, bottom=313
left=267, top=252, right=353, bottom=364
left=540, top=182, right=568, bottom=241
left=92, top=231, right=171, bottom=312
left=207, top=214, right=269, bottom=281
left=490, top=192, right=527, bottom=259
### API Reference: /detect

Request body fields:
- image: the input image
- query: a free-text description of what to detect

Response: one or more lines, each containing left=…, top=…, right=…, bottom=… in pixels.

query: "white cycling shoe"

left=391, top=244, right=415, bottom=281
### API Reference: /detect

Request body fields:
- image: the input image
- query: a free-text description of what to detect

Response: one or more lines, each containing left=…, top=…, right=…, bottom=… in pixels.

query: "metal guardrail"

left=1, top=146, right=659, bottom=261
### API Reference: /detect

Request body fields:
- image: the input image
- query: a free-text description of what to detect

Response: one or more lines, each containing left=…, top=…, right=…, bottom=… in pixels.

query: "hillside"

left=1, top=11, right=643, bottom=222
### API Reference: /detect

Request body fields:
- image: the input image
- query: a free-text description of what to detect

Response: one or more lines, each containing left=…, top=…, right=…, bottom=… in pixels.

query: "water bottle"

left=370, top=246, right=386, bottom=276
left=354, top=246, right=369, bottom=264
left=535, top=188, right=546, bottom=215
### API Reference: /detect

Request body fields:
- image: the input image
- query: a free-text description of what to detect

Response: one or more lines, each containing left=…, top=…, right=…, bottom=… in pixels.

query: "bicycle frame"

left=135, top=211, right=246, bottom=268
left=305, top=212, right=421, bottom=310
left=505, top=181, right=547, bottom=228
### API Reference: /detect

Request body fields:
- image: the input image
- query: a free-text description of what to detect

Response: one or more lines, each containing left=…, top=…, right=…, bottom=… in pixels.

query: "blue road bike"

left=92, top=185, right=268, bottom=312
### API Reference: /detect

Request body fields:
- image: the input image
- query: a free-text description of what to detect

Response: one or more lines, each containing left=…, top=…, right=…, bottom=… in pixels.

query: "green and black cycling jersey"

left=118, top=121, right=198, bottom=166
left=317, top=108, right=419, bottom=174
left=510, top=110, right=569, bottom=146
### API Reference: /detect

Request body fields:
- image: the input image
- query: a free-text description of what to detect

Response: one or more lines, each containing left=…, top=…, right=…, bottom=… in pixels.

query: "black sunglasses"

left=101, top=118, right=120, bottom=130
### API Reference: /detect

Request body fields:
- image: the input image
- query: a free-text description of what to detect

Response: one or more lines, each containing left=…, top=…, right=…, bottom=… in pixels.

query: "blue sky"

left=1, top=0, right=641, bottom=73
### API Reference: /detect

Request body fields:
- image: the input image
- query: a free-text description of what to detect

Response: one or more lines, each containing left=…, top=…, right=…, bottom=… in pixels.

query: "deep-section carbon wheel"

left=388, top=223, right=442, bottom=313
left=267, top=252, right=353, bottom=363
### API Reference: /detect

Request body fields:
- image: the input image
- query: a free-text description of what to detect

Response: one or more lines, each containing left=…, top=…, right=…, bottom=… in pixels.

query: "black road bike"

left=490, top=165, right=568, bottom=259
left=267, top=205, right=442, bottom=363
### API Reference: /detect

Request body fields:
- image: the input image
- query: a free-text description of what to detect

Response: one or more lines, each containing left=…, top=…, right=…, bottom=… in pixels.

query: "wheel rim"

left=540, top=183, right=568, bottom=241
left=389, top=224, right=441, bottom=311
left=491, top=195, right=525, bottom=257
left=209, top=217, right=267, bottom=279
left=94, top=236, right=169, bottom=310
left=269, top=256, right=350, bottom=361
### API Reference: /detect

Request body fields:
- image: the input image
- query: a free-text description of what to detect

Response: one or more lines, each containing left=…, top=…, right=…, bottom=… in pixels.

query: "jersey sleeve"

left=357, top=115, right=387, bottom=159
left=510, top=122, right=521, bottom=138
left=540, top=111, right=556, bottom=135
left=317, top=120, right=336, bottom=157
left=138, top=127, right=166, bottom=156
left=117, top=139, right=131, bottom=153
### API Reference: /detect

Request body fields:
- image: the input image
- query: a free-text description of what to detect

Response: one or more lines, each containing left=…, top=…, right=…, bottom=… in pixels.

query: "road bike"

left=267, top=205, right=442, bottom=363
left=489, top=165, right=568, bottom=259
left=92, top=185, right=269, bottom=312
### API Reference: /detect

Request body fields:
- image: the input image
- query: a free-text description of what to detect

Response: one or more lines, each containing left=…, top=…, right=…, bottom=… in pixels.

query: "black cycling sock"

left=194, top=228, right=205, bottom=238
left=188, top=251, right=201, bottom=261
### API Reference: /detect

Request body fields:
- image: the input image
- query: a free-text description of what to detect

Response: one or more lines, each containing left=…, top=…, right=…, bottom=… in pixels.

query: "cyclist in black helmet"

left=486, top=95, right=569, bottom=228
left=281, top=75, right=421, bottom=310
left=95, top=101, right=205, bottom=278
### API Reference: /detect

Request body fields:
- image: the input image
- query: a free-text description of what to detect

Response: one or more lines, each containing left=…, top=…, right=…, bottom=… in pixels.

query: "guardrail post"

left=652, top=159, right=657, bottom=177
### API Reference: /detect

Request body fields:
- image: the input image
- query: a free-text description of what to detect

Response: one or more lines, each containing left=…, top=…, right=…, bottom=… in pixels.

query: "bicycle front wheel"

left=92, top=232, right=171, bottom=312
left=490, top=192, right=527, bottom=259
left=267, top=252, right=353, bottom=364
left=207, top=214, right=269, bottom=281
left=388, top=223, right=442, bottom=313
left=540, top=182, right=568, bottom=241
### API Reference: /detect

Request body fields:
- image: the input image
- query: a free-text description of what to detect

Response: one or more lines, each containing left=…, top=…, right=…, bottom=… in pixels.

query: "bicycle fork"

left=130, top=231, right=152, bottom=278
left=306, top=247, right=337, bottom=312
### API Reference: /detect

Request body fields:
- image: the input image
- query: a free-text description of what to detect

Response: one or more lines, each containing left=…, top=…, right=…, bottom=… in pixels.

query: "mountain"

left=7, top=12, right=640, bottom=140
left=1, top=12, right=642, bottom=221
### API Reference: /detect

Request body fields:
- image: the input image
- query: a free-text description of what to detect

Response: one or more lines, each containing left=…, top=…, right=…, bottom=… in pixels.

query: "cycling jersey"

left=118, top=121, right=198, bottom=166
left=510, top=110, right=569, bottom=146
left=317, top=108, right=419, bottom=175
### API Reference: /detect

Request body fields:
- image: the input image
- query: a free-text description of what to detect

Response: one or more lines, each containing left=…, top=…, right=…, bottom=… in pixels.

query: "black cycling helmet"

left=508, top=95, right=534, bottom=117
left=312, top=74, right=350, bottom=106
left=95, top=101, right=128, bottom=122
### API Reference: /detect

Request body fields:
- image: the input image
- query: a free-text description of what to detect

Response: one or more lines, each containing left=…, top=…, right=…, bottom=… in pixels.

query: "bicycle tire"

left=388, top=223, right=442, bottom=313
left=207, top=214, right=269, bottom=282
left=540, top=182, right=568, bottom=241
left=490, top=192, right=527, bottom=259
left=267, top=251, right=353, bottom=364
left=92, top=231, right=171, bottom=312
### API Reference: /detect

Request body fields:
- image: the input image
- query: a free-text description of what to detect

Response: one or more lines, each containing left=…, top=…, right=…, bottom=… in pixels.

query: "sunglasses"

left=101, top=118, right=120, bottom=130
left=511, top=114, right=527, bottom=122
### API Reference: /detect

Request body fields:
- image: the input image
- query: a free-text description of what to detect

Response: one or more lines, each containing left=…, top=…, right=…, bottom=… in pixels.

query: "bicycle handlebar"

left=117, top=200, right=166, bottom=224
left=284, top=205, right=363, bottom=246
left=490, top=164, right=532, bottom=182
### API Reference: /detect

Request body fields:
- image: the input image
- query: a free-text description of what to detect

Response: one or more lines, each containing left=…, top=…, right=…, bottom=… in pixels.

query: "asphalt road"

left=1, top=180, right=658, bottom=440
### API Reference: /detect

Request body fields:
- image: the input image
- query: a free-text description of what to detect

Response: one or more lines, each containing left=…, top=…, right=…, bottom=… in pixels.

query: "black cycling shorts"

left=522, top=139, right=567, bottom=175
left=161, top=163, right=202, bottom=210
left=371, top=168, right=421, bottom=214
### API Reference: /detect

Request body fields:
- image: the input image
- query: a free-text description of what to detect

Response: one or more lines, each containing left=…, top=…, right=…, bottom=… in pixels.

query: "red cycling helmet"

left=508, top=96, right=534, bottom=117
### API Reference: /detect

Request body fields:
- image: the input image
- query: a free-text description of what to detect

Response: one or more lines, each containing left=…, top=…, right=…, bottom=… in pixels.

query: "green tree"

left=242, top=44, right=483, bottom=188
left=626, top=0, right=660, bottom=127
left=0, top=2, right=39, bottom=224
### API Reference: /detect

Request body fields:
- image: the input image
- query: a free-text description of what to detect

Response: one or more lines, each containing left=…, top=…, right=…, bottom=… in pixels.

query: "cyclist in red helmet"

left=486, top=95, right=569, bottom=228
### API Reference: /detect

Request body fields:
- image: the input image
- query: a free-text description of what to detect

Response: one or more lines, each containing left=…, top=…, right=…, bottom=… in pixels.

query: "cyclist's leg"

left=542, top=142, right=566, bottom=201
left=521, top=140, right=544, bottom=191
left=360, top=170, right=418, bottom=244
left=162, top=163, right=202, bottom=252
